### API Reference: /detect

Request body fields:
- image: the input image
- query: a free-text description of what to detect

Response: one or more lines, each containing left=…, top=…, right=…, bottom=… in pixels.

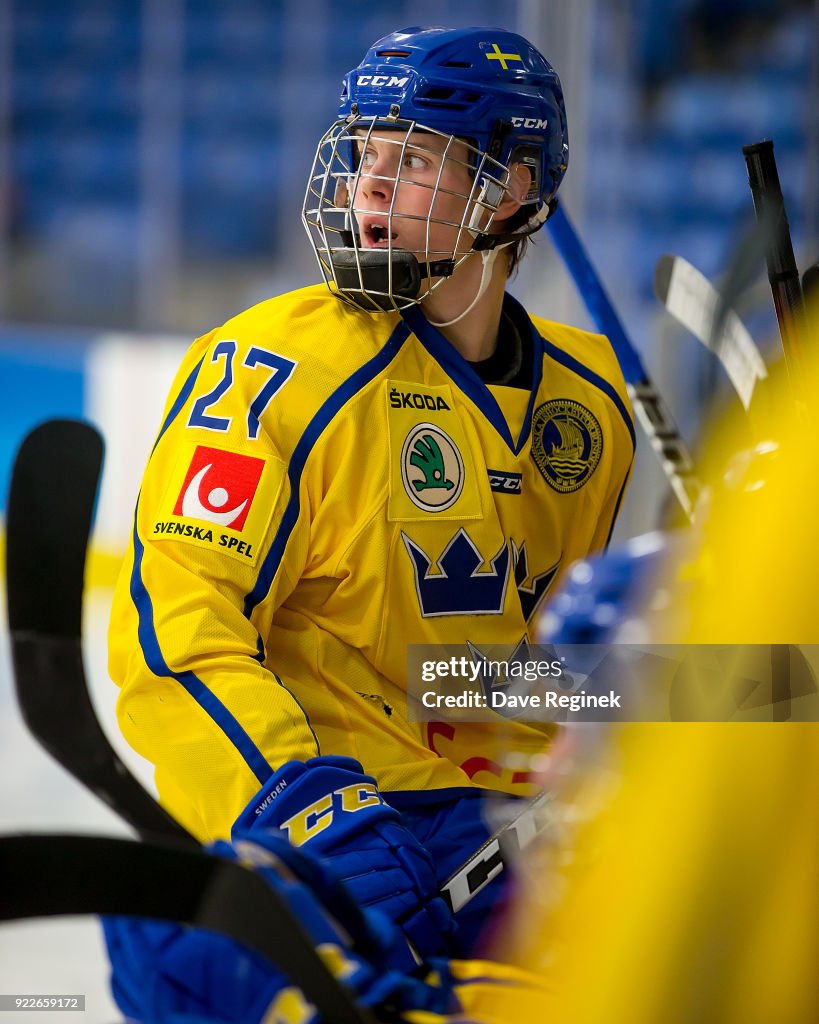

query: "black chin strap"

left=331, top=248, right=458, bottom=311
left=337, top=230, right=455, bottom=280
left=418, top=259, right=457, bottom=280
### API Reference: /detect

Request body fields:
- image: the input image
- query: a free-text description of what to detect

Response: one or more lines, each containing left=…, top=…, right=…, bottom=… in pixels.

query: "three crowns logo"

left=402, top=531, right=562, bottom=620
left=402, top=529, right=510, bottom=617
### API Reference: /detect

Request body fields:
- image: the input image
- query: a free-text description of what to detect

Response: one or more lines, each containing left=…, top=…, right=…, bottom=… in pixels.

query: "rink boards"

left=0, top=325, right=186, bottom=585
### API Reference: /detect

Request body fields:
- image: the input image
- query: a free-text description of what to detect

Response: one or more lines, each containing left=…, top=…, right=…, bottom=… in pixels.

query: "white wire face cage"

left=301, top=114, right=513, bottom=314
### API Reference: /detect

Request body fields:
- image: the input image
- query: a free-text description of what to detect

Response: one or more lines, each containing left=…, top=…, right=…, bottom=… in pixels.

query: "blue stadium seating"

left=7, top=1, right=813, bottom=293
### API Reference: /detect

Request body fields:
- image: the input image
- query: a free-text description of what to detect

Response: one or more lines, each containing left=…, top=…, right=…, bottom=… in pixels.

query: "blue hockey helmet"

left=302, top=26, right=569, bottom=313
left=340, top=26, right=568, bottom=205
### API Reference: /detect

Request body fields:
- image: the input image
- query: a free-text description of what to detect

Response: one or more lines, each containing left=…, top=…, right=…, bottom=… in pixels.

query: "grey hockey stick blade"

left=706, top=208, right=774, bottom=345
left=5, top=419, right=192, bottom=844
left=655, top=255, right=767, bottom=410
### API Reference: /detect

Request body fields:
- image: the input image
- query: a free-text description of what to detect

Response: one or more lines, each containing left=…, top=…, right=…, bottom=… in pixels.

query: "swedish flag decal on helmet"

left=338, top=26, right=569, bottom=204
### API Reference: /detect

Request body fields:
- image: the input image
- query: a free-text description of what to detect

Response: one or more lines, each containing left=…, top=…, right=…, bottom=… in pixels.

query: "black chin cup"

left=331, top=249, right=455, bottom=312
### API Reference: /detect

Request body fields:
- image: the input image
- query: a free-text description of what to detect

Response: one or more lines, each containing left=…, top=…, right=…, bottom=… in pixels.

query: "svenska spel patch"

left=152, top=442, right=285, bottom=565
left=173, top=445, right=264, bottom=530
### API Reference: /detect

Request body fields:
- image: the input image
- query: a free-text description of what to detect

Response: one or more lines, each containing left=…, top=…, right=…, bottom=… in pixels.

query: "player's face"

left=350, top=129, right=482, bottom=262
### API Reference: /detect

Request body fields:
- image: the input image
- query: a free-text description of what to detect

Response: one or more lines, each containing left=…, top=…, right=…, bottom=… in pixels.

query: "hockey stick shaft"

left=804, top=262, right=819, bottom=303
left=742, top=140, right=808, bottom=387
left=547, top=202, right=700, bottom=521
left=4, top=421, right=376, bottom=1024
left=6, top=419, right=551, bottom=913
left=6, top=420, right=192, bottom=844
left=440, top=789, right=554, bottom=913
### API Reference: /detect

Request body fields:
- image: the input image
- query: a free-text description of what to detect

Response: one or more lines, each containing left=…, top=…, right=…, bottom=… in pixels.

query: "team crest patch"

left=401, top=423, right=464, bottom=512
left=531, top=399, right=603, bottom=493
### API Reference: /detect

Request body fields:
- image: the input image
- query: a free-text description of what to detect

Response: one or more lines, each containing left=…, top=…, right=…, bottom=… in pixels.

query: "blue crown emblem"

left=402, top=529, right=510, bottom=617
left=512, top=540, right=561, bottom=622
left=467, top=636, right=536, bottom=719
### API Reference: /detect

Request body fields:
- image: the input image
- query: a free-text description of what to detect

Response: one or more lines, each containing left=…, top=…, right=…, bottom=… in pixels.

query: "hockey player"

left=104, top=24, right=635, bottom=1017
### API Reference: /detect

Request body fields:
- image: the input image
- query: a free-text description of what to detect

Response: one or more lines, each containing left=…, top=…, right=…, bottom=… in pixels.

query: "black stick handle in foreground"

left=0, top=835, right=377, bottom=1024
left=4, top=419, right=376, bottom=1024
left=6, top=419, right=191, bottom=844
left=804, top=262, right=819, bottom=339
left=742, top=139, right=807, bottom=388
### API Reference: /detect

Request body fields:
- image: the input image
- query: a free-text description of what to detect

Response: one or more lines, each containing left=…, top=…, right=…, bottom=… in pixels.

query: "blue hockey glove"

left=232, top=756, right=458, bottom=970
left=537, top=532, right=670, bottom=645
left=103, top=829, right=456, bottom=1024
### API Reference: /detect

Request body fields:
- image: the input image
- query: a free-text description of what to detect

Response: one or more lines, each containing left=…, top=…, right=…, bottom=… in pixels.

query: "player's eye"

left=403, top=153, right=429, bottom=171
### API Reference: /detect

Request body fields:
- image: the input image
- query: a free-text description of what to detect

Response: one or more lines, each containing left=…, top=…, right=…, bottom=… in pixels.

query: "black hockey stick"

left=6, top=420, right=555, bottom=915
left=741, top=142, right=805, bottom=723
left=5, top=419, right=191, bottom=844
left=742, top=139, right=808, bottom=394
left=4, top=419, right=377, bottom=1024
left=547, top=201, right=700, bottom=521
left=654, top=254, right=767, bottom=410
left=804, top=262, right=819, bottom=300
left=0, top=834, right=378, bottom=1024
left=805, top=261, right=819, bottom=339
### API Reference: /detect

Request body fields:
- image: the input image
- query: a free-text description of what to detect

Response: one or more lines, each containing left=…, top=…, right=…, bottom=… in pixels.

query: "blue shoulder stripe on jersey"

left=540, top=337, right=636, bottom=449
left=254, top=634, right=266, bottom=663
left=244, top=320, right=412, bottom=616
left=129, top=523, right=273, bottom=785
left=152, top=355, right=206, bottom=453
left=129, top=349, right=274, bottom=786
left=271, top=672, right=321, bottom=755
left=401, top=301, right=541, bottom=455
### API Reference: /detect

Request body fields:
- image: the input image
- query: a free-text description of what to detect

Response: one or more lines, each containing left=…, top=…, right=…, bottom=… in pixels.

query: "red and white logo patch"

left=173, top=445, right=265, bottom=531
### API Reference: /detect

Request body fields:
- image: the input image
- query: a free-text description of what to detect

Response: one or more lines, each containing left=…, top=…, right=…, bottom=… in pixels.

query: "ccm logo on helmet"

left=511, top=116, right=549, bottom=129
left=357, top=74, right=410, bottom=87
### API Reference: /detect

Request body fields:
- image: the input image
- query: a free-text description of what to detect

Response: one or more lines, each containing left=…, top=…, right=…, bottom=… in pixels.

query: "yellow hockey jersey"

left=109, top=284, right=634, bottom=840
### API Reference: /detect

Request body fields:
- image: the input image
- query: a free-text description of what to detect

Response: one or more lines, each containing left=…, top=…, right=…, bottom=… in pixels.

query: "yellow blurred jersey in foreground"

left=446, top=330, right=819, bottom=1022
